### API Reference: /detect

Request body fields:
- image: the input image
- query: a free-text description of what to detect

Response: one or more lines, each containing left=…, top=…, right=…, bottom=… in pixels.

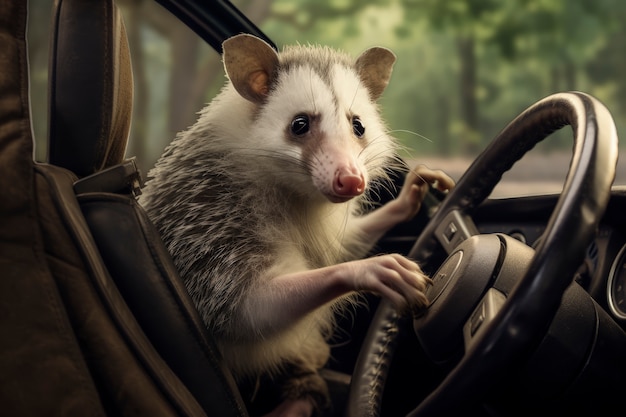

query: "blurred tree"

left=268, top=0, right=385, bottom=31
left=586, top=1, right=626, bottom=124
left=120, top=0, right=149, bottom=166
left=399, top=0, right=500, bottom=153
left=26, top=0, right=626, bottom=168
left=27, top=0, right=55, bottom=162
left=400, top=0, right=619, bottom=152
left=120, top=0, right=206, bottom=170
left=118, top=0, right=273, bottom=172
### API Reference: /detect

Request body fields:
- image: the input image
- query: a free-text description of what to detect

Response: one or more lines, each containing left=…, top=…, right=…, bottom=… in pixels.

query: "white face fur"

left=253, top=64, right=391, bottom=203
left=220, top=34, right=398, bottom=205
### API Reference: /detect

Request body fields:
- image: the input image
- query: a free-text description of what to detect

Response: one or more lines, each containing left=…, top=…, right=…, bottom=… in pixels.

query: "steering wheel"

left=345, top=92, right=619, bottom=416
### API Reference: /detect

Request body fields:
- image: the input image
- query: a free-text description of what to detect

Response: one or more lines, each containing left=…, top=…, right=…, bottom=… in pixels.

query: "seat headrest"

left=47, top=0, right=133, bottom=178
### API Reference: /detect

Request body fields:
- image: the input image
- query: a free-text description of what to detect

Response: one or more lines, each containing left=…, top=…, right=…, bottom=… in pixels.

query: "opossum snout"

left=334, top=168, right=365, bottom=196
left=308, top=143, right=368, bottom=203
left=326, top=167, right=365, bottom=203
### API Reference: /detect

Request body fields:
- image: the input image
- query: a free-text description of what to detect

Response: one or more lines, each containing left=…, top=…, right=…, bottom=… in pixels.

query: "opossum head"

left=223, top=34, right=398, bottom=204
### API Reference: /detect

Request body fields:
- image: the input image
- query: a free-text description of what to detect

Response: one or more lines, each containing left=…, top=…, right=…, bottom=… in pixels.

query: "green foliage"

left=255, top=0, right=626, bottom=157
left=26, top=0, right=626, bottom=168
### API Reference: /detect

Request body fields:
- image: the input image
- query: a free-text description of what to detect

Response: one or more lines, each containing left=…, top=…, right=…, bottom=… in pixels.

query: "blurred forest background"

left=27, top=0, right=626, bottom=193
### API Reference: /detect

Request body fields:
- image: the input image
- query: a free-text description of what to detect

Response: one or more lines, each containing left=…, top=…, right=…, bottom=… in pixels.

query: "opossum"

left=139, top=34, right=454, bottom=417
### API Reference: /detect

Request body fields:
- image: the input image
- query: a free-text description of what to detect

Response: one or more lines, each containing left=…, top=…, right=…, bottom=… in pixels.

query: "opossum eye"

left=290, top=115, right=310, bottom=136
left=352, top=117, right=365, bottom=137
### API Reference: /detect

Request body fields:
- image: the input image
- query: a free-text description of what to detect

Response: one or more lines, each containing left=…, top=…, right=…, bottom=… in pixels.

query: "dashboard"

left=472, top=187, right=626, bottom=331
left=378, top=186, right=626, bottom=331
left=359, top=185, right=626, bottom=416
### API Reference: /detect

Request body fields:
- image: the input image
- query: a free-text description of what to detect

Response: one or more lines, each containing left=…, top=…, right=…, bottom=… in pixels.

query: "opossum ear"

left=222, top=34, right=279, bottom=104
left=355, top=47, right=396, bottom=101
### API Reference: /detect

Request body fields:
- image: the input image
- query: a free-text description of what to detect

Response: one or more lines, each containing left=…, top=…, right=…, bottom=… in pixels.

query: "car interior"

left=2, top=1, right=626, bottom=416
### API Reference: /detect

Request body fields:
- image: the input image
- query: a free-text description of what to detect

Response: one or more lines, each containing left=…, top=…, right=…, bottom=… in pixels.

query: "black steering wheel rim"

left=346, top=92, right=619, bottom=417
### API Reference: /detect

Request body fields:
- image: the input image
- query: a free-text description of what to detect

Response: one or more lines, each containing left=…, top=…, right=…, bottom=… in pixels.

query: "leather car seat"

left=47, top=0, right=132, bottom=177
left=0, top=0, right=247, bottom=416
left=50, top=0, right=252, bottom=415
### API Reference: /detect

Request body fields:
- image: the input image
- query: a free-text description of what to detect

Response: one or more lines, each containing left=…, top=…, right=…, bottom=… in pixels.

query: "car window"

left=27, top=0, right=223, bottom=178
left=232, top=0, right=626, bottom=198
left=27, top=0, right=626, bottom=198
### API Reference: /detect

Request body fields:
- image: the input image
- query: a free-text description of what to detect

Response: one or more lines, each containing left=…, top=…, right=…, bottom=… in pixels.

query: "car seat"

left=0, top=0, right=248, bottom=415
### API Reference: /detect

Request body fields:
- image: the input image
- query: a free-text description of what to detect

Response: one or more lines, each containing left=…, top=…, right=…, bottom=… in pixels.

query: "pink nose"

left=333, top=169, right=365, bottom=197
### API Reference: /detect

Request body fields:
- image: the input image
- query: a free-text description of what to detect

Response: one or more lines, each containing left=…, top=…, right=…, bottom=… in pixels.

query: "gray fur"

left=139, top=36, right=400, bottom=410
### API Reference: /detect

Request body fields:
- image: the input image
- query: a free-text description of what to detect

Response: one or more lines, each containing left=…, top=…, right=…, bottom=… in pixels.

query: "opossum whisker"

left=309, top=67, right=317, bottom=113
left=362, top=132, right=402, bottom=153
left=369, top=177, right=399, bottom=203
left=365, top=131, right=415, bottom=160
left=361, top=146, right=401, bottom=173
left=361, top=136, right=408, bottom=170
left=386, top=129, right=434, bottom=143
left=349, top=80, right=361, bottom=113
left=234, top=147, right=315, bottom=174
left=256, top=150, right=306, bottom=166
left=306, top=147, right=326, bottom=168
left=395, top=142, right=418, bottom=161
left=387, top=150, right=412, bottom=169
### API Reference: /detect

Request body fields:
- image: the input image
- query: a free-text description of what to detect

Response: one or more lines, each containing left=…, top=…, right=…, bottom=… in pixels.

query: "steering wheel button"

left=463, top=288, right=507, bottom=349
left=434, top=210, right=480, bottom=253
left=444, top=222, right=458, bottom=243
left=469, top=301, right=486, bottom=336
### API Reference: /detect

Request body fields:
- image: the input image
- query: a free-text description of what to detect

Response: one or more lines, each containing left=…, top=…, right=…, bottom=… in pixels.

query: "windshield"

left=231, top=0, right=626, bottom=197
left=27, top=0, right=626, bottom=197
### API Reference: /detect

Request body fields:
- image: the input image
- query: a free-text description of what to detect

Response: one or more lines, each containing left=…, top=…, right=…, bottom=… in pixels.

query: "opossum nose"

left=333, top=169, right=365, bottom=197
